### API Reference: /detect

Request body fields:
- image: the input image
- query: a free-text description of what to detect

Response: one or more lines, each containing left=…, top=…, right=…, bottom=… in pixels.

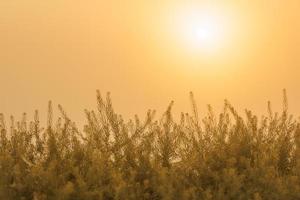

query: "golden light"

left=175, top=6, right=233, bottom=54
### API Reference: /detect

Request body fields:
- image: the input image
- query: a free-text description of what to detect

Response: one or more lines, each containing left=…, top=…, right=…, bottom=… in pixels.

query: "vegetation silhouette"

left=0, top=89, right=300, bottom=199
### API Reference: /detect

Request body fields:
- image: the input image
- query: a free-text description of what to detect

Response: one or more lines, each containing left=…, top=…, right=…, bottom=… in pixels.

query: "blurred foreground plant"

left=0, top=90, right=299, bottom=200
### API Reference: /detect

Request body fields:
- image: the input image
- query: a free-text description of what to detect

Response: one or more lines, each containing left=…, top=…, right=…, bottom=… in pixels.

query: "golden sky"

left=1, top=0, right=300, bottom=123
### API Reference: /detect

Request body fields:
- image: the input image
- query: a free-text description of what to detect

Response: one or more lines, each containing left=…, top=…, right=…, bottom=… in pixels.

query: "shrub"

left=0, top=90, right=299, bottom=200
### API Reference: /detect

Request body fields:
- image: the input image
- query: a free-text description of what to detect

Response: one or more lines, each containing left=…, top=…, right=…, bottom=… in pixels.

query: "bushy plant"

left=0, top=90, right=299, bottom=200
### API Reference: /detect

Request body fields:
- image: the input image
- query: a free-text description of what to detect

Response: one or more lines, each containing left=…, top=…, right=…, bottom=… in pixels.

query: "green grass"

left=0, top=90, right=300, bottom=200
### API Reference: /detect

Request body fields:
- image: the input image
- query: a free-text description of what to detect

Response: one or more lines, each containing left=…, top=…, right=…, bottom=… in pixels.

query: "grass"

left=0, top=89, right=300, bottom=200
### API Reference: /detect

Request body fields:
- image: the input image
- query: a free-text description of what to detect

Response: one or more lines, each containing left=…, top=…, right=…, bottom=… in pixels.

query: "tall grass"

left=0, top=90, right=300, bottom=200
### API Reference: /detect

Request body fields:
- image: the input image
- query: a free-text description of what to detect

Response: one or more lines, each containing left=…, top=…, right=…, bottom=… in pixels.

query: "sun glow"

left=176, top=7, right=233, bottom=53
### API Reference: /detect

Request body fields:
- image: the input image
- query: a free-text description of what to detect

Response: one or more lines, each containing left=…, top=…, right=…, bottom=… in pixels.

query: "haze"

left=1, top=0, right=300, bottom=124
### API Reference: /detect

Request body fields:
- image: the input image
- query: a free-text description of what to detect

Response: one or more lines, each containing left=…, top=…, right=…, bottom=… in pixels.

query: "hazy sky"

left=1, top=0, right=300, bottom=124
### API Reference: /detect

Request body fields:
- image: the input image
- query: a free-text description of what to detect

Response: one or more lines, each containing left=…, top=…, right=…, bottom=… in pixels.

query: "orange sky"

left=1, top=0, right=300, bottom=124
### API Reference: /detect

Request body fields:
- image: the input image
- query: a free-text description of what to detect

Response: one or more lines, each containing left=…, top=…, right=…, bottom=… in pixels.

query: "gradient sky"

left=1, top=0, right=300, bottom=124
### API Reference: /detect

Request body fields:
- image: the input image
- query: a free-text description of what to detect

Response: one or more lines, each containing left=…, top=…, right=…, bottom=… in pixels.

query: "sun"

left=176, top=7, right=231, bottom=53
left=186, top=16, right=222, bottom=46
